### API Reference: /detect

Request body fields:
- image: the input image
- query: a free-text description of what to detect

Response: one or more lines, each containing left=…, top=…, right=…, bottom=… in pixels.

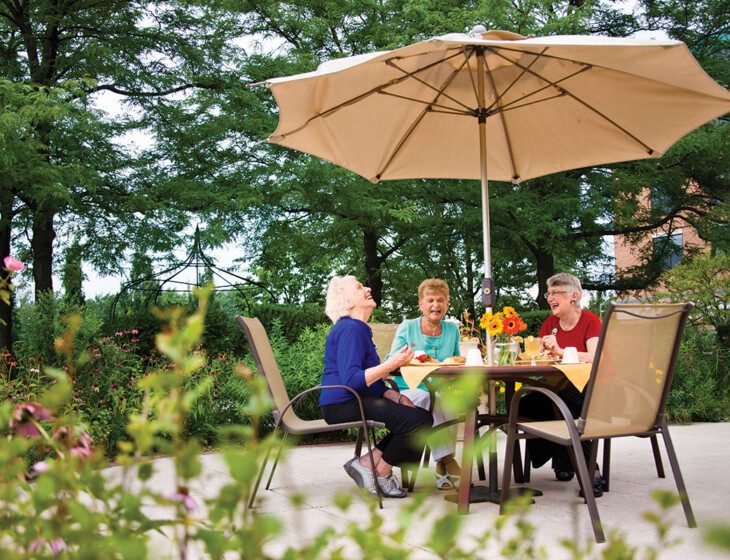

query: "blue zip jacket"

left=320, top=317, right=387, bottom=405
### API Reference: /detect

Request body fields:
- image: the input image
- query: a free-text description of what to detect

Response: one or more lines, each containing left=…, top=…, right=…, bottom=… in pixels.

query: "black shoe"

left=578, top=476, right=604, bottom=498
left=554, top=468, right=575, bottom=482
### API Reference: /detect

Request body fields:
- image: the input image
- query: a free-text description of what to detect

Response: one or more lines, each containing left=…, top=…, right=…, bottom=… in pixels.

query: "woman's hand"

left=541, top=334, right=563, bottom=356
left=386, top=345, right=414, bottom=370
left=365, top=346, right=413, bottom=386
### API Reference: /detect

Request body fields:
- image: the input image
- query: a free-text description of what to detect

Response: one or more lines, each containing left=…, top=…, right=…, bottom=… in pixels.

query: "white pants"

left=400, top=388, right=457, bottom=463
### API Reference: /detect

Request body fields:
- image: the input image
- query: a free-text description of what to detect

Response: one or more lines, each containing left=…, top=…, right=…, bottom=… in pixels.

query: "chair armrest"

left=507, top=386, right=578, bottom=433
left=279, top=384, right=380, bottom=431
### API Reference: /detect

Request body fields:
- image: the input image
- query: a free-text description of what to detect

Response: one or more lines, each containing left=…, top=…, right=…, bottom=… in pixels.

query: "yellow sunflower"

left=503, top=306, right=517, bottom=319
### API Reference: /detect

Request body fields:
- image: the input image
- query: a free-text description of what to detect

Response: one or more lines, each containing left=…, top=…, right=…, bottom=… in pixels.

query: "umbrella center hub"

left=474, top=107, right=492, bottom=123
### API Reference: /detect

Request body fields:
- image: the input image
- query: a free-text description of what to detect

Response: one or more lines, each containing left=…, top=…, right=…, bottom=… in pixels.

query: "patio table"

left=399, top=363, right=591, bottom=514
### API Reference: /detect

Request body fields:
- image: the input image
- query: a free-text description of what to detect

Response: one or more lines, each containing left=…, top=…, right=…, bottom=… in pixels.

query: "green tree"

left=661, top=252, right=730, bottom=347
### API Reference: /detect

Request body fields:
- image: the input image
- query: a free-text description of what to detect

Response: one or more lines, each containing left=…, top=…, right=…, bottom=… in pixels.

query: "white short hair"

left=547, top=272, right=583, bottom=307
left=325, top=275, right=358, bottom=323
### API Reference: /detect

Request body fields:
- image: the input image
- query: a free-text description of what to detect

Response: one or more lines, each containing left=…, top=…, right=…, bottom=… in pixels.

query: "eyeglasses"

left=543, top=290, right=567, bottom=299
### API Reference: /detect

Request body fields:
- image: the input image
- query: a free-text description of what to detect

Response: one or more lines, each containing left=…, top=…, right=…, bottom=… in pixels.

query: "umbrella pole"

left=476, top=49, right=495, bottom=367
left=480, top=48, right=501, bottom=504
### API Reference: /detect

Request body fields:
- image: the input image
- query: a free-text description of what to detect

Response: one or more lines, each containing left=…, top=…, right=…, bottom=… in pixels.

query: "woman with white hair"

left=320, top=275, right=433, bottom=498
left=519, top=272, right=603, bottom=496
left=539, top=272, right=600, bottom=362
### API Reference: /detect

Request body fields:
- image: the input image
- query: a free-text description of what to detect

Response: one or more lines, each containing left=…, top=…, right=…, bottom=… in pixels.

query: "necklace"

left=421, top=318, right=440, bottom=336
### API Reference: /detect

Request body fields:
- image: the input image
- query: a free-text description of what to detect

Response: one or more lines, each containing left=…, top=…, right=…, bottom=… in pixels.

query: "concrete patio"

left=108, top=422, right=730, bottom=559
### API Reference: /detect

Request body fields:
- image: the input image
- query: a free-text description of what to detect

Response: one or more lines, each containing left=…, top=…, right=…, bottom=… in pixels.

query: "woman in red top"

left=519, top=273, right=604, bottom=495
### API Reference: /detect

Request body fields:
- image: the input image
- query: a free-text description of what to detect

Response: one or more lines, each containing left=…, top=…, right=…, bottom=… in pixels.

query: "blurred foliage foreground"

left=1, top=288, right=729, bottom=559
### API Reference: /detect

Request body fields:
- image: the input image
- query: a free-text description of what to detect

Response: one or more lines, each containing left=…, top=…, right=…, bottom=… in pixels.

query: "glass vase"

left=494, top=339, right=518, bottom=365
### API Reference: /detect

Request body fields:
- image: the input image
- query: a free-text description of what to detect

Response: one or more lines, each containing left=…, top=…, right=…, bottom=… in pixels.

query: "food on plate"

left=412, top=350, right=428, bottom=363
left=442, top=356, right=466, bottom=365
left=518, top=350, right=553, bottom=362
left=409, top=351, right=439, bottom=365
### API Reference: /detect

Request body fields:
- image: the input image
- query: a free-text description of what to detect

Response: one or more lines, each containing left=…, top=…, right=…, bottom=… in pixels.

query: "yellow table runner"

left=400, top=365, right=441, bottom=390
left=399, top=363, right=592, bottom=392
left=551, top=363, right=592, bottom=392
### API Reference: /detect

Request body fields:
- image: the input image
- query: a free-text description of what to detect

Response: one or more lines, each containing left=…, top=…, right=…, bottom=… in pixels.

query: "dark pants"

left=322, top=396, right=433, bottom=467
left=518, top=384, right=591, bottom=472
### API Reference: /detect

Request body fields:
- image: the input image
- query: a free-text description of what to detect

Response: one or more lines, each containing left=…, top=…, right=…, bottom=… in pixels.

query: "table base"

left=445, top=484, right=542, bottom=507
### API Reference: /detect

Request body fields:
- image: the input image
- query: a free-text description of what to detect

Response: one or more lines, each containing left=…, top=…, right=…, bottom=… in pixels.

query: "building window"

left=650, top=187, right=673, bottom=216
left=653, top=232, right=683, bottom=269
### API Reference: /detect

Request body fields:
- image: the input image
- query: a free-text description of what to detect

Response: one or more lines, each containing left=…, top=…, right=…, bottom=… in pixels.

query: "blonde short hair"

left=325, top=275, right=358, bottom=323
left=547, top=272, right=583, bottom=307
left=418, top=278, right=450, bottom=300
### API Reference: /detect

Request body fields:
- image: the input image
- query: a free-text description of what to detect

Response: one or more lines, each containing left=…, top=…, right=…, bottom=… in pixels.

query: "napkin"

left=399, top=365, right=441, bottom=390
left=553, top=363, right=592, bottom=392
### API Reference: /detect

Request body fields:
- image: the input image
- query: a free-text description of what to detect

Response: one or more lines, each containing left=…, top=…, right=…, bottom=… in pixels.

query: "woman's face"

left=345, top=278, right=376, bottom=314
left=545, top=285, right=578, bottom=317
left=418, top=290, right=449, bottom=323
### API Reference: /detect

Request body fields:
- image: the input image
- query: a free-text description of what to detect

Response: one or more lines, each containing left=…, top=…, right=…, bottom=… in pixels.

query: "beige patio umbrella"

left=259, top=28, right=730, bottom=319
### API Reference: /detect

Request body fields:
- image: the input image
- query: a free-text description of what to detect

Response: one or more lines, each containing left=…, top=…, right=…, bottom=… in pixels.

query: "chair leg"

left=362, top=426, right=383, bottom=509
left=602, top=438, right=611, bottom=493
left=512, top=439, right=525, bottom=484
left=588, top=439, right=599, bottom=480
left=248, top=428, right=279, bottom=509
left=659, top=424, right=696, bottom=528
left=569, top=443, right=605, bottom=543
left=265, top=431, right=289, bottom=490
left=354, top=426, right=364, bottom=458
left=499, top=423, right=518, bottom=512
left=523, top=445, right=531, bottom=483
left=472, top=430, right=487, bottom=484
left=650, top=435, right=666, bottom=478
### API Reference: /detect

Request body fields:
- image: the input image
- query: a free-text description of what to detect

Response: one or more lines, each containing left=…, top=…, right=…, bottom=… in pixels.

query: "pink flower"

left=3, top=256, right=24, bottom=272
left=49, top=538, right=67, bottom=554
left=54, top=426, right=94, bottom=458
left=32, top=461, right=50, bottom=475
left=28, top=537, right=66, bottom=555
left=29, top=538, right=45, bottom=553
left=10, top=403, right=53, bottom=438
left=166, top=487, right=198, bottom=512
left=130, top=329, right=139, bottom=334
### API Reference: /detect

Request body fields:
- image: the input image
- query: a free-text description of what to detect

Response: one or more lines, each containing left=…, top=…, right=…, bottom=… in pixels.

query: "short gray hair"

left=325, top=275, right=357, bottom=323
left=547, top=272, right=583, bottom=306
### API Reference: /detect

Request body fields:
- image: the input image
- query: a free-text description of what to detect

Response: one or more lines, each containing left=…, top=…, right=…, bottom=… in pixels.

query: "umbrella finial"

left=469, top=24, right=487, bottom=36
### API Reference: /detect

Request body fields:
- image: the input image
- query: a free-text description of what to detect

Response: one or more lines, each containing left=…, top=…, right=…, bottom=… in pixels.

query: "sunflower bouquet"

left=479, top=306, right=528, bottom=365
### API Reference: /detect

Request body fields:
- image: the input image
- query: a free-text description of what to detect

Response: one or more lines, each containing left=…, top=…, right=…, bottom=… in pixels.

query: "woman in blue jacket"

left=320, top=275, right=433, bottom=498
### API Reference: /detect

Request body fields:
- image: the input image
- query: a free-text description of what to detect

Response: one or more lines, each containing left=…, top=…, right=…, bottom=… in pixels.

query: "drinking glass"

left=524, top=336, right=542, bottom=366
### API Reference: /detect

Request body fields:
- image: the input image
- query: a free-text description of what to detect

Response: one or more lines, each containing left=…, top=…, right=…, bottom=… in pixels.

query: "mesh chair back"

left=581, top=303, right=691, bottom=438
left=237, top=317, right=297, bottom=427
left=370, top=323, right=399, bottom=361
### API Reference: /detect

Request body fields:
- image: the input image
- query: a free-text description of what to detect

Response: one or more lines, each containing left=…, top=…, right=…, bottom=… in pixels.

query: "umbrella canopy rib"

left=481, top=49, right=519, bottom=181
left=272, top=50, right=466, bottom=141
left=387, top=58, right=474, bottom=113
left=377, top=90, right=472, bottom=115
left=486, top=47, right=656, bottom=154
left=375, top=55, right=471, bottom=181
left=490, top=65, right=591, bottom=113
left=487, top=47, right=549, bottom=111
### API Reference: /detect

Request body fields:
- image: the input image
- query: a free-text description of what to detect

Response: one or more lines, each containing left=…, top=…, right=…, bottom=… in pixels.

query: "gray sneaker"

left=371, top=474, right=408, bottom=498
left=344, top=457, right=374, bottom=489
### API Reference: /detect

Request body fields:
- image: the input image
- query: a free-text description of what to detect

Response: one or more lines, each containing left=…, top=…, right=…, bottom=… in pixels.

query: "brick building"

left=614, top=186, right=710, bottom=300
